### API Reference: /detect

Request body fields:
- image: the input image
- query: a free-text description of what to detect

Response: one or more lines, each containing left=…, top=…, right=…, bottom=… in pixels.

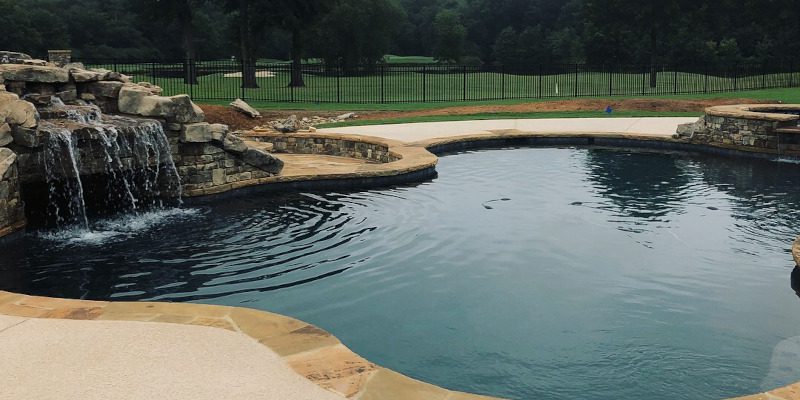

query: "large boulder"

left=209, top=123, right=228, bottom=142
left=179, top=123, right=213, bottom=143
left=84, top=81, right=124, bottom=98
left=0, top=147, right=16, bottom=179
left=70, top=68, right=104, bottom=83
left=272, top=114, right=299, bottom=133
left=230, top=98, right=261, bottom=118
left=4, top=100, right=38, bottom=129
left=241, top=147, right=283, bottom=174
left=222, top=133, right=248, bottom=154
left=10, top=126, right=41, bottom=148
left=0, top=64, right=69, bottom=83
left=0, top=51, right=32, bottom=64
left=0, top=123, right=11, bottom=147
left=118, top=85, right=204, bottom=123
left=0, top=91, right=38, bottom=130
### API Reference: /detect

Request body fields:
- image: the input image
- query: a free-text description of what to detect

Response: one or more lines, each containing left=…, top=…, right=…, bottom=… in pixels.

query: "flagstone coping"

left=705, top=104, right=800, bottom=122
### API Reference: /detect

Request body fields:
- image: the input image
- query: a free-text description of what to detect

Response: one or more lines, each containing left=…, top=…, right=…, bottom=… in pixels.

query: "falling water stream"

left=37, top=100, right=182, bottom=235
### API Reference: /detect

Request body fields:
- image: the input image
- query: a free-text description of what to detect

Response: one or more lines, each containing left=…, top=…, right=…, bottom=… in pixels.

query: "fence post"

left=422, top=65, right=426, bottom=102
left=239, top=59, right=245, bottom=100
left=380, top=65, right=385, bottom=103
left=290, top=63, right=295, bottom=102
left=574, top=64, right=578, bottom=97
left=791, top=60, right=795, bottom=87
left=673, top=67, right=678, bottom=94
left=608, top=65, right=613, bottom=96
left=336, top=65, right=341, bottom=103
left=501, top=65, right=505, bottom=99
left=188, top=59, right=194, bottom=99
left=704, top=64, right=708, bottom=93
left=538, top=64, right=543, bottom=98
left=462, top=65, right=467, bottom=101
left=733, top=65, right=738, bottom=91
left=641, top=65, right=646, bottom=95
left=151, top=62, right=157, bottom=85
left=762, top=64, right=767, bottom=89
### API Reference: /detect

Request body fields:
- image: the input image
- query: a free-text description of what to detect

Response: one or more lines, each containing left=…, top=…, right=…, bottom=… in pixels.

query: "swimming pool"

left=2, top=146, right=799, bottom=399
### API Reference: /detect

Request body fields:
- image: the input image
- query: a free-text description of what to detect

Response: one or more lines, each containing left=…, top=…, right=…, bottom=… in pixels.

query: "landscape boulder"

left=0, top=64, right=69, bottom=83
left=241, top=147, right=283, bottom=173
left=209, top=123, right=229, bottom=142
left=180, top=123, right=213, bottom=143
left=272, top=114, right=299, bottom=133
left=222, top=133, right=248, bottom=154
left=118, top=85, right=204, bottom=123
left=0, top=51, right=32, bottom=64
left=0, top=123, right=12, bottom=146
left=230, top=98, right=261, bottom=118
left=0, top=100, right=39, bottom=129
left=0, top=148, right=16, bottom=178
left=84, top=81, right=124, bottom=98
left=676, top=117, right=705, bottom=138
left=69, top=67, right=104, bottom=83
left=10, top=127, right=42, bottom=148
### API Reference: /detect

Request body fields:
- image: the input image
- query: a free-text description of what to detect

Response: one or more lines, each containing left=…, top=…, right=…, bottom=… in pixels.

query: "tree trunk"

left=239, top=0, right=258, bottom=89
left=181, top=2, right=198, bottom=85
left=289, top=28, right=305, bottom=87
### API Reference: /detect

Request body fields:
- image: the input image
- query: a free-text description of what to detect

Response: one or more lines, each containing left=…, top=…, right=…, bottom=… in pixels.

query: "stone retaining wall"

left=678, top=105, right=800, bottom=152
left=248, top=134, right=400, bottom=163
left=0, top=148, right=25, bottom=237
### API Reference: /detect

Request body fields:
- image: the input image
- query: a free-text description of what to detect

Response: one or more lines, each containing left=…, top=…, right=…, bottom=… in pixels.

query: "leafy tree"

left=492, top=27, right=520, bottom=66
left=432, top=10, right=467, bottom=63
left=271, top=0, right=337, bottom=87
left=225, top=0, right=272, bottom=88
left=312, top=0, right=405, bottom=72
left=133, top=0, right=203, bottom=83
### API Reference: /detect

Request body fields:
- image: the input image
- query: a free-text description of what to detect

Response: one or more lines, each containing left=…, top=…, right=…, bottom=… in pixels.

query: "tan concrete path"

left=319, top=117, right=698, bottom=143
left=0, top=314, right=346, bottom=400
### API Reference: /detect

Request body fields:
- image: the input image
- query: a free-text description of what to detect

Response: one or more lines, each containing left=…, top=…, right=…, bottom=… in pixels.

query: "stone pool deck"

left=2, top=116, right=800, bottom=400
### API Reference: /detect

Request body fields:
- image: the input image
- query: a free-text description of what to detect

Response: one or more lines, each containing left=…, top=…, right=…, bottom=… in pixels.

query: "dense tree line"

left=1, top=0, right=798, bottom=71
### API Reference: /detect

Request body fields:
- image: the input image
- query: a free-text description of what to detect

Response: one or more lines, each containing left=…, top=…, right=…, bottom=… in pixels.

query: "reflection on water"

left=0, top=147, right=799, bottom=400
left=793, top=266, right=800, bottom=299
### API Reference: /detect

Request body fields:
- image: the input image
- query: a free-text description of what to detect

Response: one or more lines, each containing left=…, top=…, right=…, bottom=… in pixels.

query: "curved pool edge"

left=3, top=124, right=800, bottom=399
left=0, top=290, right=500, bottom=400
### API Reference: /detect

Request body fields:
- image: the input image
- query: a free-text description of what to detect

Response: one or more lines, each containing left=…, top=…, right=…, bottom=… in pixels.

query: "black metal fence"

left=76, top=59, right=800, bottom=103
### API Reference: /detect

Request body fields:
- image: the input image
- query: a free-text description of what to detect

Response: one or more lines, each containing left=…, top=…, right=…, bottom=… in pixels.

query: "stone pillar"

left=47, top=50, right=72, bottom=67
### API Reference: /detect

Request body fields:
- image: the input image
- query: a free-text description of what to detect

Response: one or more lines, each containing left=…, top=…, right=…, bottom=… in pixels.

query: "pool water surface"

left=1, top=147, right=799, bottom=399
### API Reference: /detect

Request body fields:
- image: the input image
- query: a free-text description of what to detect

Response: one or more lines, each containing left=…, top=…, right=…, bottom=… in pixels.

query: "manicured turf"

left=89, top=60, right=800, bottom=106
left=195, top=88, right=800, bottom=113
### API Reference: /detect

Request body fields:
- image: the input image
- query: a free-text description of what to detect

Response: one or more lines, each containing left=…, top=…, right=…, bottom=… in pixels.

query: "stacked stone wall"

left=0, top=148, right=25, bottom=237
left=254, top=136, right=399, bottom=163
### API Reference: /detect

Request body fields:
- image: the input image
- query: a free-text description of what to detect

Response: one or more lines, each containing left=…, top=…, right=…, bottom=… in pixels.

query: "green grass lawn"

left=90, top=61, right=800, bottom=107
left=194, top=87, right=800, bottom=113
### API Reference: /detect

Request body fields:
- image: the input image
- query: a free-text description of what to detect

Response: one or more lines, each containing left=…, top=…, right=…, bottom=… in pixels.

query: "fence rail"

left=75, top=59, right=800, bottom=103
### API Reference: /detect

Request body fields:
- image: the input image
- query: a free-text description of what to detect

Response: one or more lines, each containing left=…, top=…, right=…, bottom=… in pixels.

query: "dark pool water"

left=2, top=147, right=800, bottom=400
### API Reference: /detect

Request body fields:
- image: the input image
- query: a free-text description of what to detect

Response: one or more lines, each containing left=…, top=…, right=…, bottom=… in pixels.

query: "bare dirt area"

left=202, top=98, right=772, bottom=131
left=201, top=105, right=345, bottom=131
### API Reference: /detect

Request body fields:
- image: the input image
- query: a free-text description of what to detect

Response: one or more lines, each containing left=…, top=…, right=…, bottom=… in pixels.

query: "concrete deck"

left=0, top=314, right=345, bottom=400
left=318, top=117, right=698, bottom=143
